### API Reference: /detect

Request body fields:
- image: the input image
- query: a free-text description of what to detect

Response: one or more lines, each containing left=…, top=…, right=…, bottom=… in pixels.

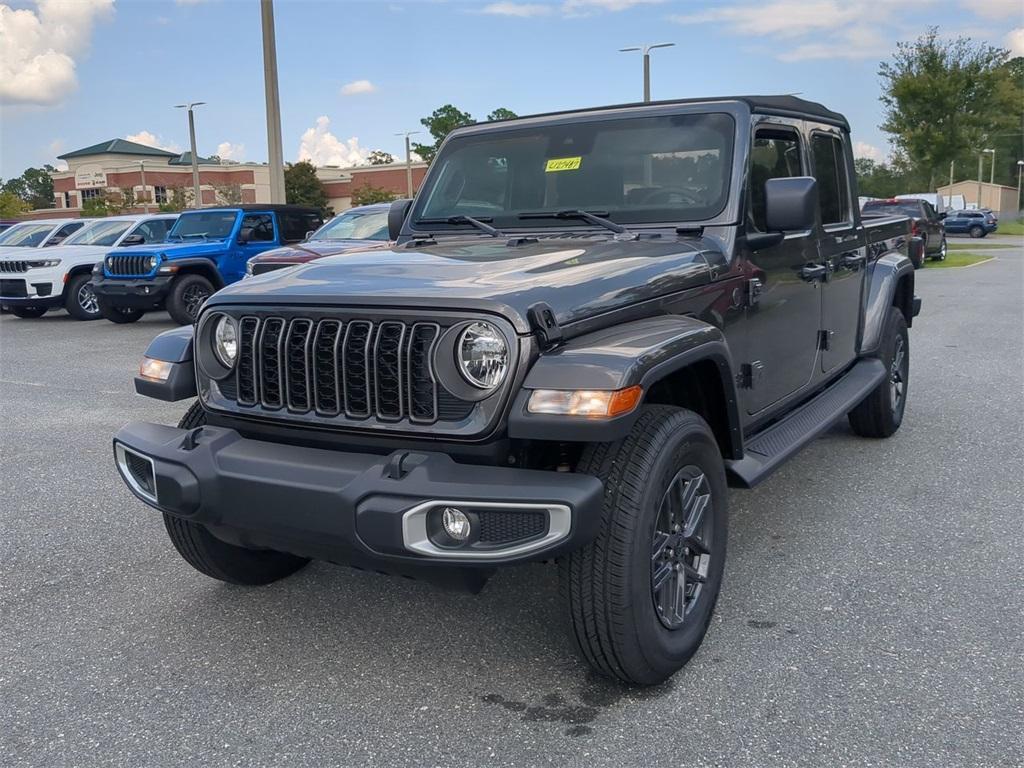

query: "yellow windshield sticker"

left=545, top=156, right=582, bottom=172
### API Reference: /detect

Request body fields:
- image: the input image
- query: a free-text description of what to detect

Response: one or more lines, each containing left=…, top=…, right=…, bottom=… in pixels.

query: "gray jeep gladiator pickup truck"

left=114, top=95, right=921, bottom=685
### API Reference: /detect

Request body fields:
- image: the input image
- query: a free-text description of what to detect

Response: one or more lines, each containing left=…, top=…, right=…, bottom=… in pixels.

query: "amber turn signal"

left=527, top=385, right=643, bottom=418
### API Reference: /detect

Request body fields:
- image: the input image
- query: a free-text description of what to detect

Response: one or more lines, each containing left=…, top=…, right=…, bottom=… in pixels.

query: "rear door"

left=810, top=129, right=864, bottom=373
left=741, top=121, right=822, bottom=415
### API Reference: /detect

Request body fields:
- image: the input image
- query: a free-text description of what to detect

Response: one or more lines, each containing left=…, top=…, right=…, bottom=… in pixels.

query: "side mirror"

left=237, top=227, right=253, bottom=244
left=121, top=234, right=145, bottom=246
left=764, top=176, right=818, bottom=232
left=938, top=212, right=947, bottom=220
left=388, top=198, right=413, bottom=241
left=305, top=230, right=316, bottom=240
left=46, top=236, right=66, bottom=246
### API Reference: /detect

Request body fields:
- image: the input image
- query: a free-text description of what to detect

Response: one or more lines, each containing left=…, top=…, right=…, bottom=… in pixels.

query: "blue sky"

left=1, top=0, right=1021, bottom=180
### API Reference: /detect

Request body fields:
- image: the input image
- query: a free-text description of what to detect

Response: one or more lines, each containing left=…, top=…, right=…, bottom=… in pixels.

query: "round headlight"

left=457, top=321, right=508, bottom=390
left=213, top=315, right=238, bottom=368
left=106, top=256, right=114, bottom=268
left=147, top=255, right=158, bottom=270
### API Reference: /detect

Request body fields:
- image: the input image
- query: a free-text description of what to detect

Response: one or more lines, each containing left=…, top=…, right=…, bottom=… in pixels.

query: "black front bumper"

left=92, top=274, right=173, bottom=309
left=113, top=422, right=604, bottom=569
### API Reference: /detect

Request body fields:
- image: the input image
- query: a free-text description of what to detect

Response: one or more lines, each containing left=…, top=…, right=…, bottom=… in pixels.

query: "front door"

left=810, top=129, right=864, bottom=373
left=741, top=122, right=821, bottom=415
left=232, top=212, right=278, bottom=282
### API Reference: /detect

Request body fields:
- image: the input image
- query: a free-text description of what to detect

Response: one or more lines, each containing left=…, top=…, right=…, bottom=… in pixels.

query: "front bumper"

left=113, top=421, right=604, bottom=568
left=0, top=275, right=62, bottom=307
left=92, top=274, right=173, bottom=309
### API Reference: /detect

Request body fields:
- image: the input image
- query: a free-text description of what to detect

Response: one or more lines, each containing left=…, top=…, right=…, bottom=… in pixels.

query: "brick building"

left=35, top=138, right=429, bottom=219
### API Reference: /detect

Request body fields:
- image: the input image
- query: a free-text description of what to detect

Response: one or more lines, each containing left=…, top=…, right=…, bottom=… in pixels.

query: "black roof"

left=192, top=204, right=323, bottom=214
left=486, top=94, right=850, bottom=131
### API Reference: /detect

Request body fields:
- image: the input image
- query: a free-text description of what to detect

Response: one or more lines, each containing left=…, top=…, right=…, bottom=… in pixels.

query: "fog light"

left=442, top=507, right=472, bottom=542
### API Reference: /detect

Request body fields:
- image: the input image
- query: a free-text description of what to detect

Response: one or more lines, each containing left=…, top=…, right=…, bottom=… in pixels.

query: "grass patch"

left=926, top=252, right=995, bottom=268
left=947, top=240, right=1015, bottom=250
left=996, top=220, right=1024, bottom=236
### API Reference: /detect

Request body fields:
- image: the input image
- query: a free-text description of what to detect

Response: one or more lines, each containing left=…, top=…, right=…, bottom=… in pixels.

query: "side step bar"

left=726, top=358, right=886, bottom=488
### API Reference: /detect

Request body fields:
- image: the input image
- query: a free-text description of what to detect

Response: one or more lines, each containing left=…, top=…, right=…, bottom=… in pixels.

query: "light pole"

left=980, top=148, right=994, bottom=209
left=1017, top=160, right=1023, bottom=212
left=174, top=101, right=205, bottom=208
left=619, top=42, right=674, bottom=102
left=260, top=0, right=287, bottom=204
left=989, top=148, right=996, bottom=185
left=139, top=161, right=149, bottom=213
left=394, top=131, right=420, bottom=198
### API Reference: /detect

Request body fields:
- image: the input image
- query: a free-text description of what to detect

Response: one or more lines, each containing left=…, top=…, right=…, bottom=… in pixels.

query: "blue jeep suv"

left=92, top=205, right=323, bottom=325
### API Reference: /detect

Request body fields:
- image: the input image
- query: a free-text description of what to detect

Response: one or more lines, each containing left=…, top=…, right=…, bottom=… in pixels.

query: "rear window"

left=862, top=200, right=922, bottom=218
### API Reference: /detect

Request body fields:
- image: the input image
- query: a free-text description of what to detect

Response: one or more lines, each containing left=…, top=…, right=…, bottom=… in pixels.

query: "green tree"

left=412, top=104, right=474, bottom=163
left=350, top=183, right=396, bottom=206
left=368, top=150, right=395, bottom=165
left=2, top=165, right=55, bottom=209
left=486, top=107, right=518, bottom=122
left=854, top=158, right=913, bottom=199
left=159, top=185, right=190, bottom=213
left=0, top=190, right=29, bottom=217
left=82, top=197, right=111, bottom=217
left=284, top=160, right=330, bottom=214
left=879, top=28, right=1014, bottom=191
left=213, top=183, right=242, bottom=206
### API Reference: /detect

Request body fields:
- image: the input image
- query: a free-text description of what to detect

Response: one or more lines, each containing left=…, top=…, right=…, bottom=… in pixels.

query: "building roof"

left=169, top=151, right=219, bottom=166
left=58, top=139, right=180, bottom=160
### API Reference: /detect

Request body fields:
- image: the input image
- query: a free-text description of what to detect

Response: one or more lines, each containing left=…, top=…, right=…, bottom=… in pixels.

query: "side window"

left=279, top=212, right=322, bottom=243
left=135, top=220, right=171, bottom=243
left=922, top=201, right=937, bottom=220
left=748, top=128, right=803, bottom=232
left=811, top=133, right=850, bottom=226
left=240, top=213, right=274, bottom=242
left=58, top=222, right=84, bottom=237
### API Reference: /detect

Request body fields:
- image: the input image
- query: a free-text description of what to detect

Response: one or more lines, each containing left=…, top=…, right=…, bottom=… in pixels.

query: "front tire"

left=64, top=273, right=101, bottom=320
left=9, top=306, right=47, bottom=319
left=162, top=402, right=311, bottom=585
left=560, top=405, right=727, bottom=685
left=166, top=274, right=214, bottom=326
left=97, top=296, right=144, bottom=324
left=930, top=236, right=947, bottom=262
left=848, top=306, right=909, bottom=438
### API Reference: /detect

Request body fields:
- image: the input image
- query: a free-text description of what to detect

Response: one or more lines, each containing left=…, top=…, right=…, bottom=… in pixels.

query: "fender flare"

left=134, top=325, right=197, bottom=401
left=508, top=315, right=742, bottom=454
left=862, top=251, right=914, bottom=355
left=166, top=257, right=225, bottom=288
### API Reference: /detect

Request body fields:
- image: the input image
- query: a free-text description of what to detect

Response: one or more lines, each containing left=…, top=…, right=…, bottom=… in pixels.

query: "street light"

left=260, top=0, right=286, bottom=204
left=619, top=42, right=674, bottom=102
left=394, top=131, right=420, bottom=198
left=174, top=101, right=206, bottom=208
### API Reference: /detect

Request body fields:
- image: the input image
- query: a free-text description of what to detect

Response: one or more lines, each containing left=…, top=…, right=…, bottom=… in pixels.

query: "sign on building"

left=74, top=165, right=107, bottom=189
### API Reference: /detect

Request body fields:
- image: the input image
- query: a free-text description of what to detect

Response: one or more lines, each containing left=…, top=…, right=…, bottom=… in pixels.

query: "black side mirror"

left=121, top=234, right=145, bottom=246
left=388, top=198, right=413, bottom=241
left=46, top=236, right=66, bottom=246
left=938, top=212, right=947, bottom=220
left=764, top=176, right=818, bottom=232
left=305, top=230, right=316, bottom=240
left=238, top=227, right=253, bottom=244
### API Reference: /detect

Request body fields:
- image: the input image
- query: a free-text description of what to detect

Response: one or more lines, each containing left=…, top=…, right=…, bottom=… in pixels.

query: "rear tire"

left=166, top=274, right=214, bottom=326
left=9, top=306, right=47, bottom=319
left=560, top=405, right=727, bottom=685
left=97, top=296, right=144, bottom=324
left=64, top=273, right=101, bottom=320
left=930, top=236, right=947, bottom=262
left=969, top=225, right=984, bottom=238
left=162, top=401, right=311, bottom=585
left=848, top=306, right=909, bottom=438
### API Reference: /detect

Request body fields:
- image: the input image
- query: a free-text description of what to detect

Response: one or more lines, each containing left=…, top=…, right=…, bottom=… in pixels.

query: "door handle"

left=841, top=253, right=866, bottom=270
left=800, top=264, right=828, bottom=282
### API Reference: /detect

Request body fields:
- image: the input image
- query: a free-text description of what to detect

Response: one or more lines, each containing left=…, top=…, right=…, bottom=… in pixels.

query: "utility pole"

left=981, top=148, right=995, bottom=209
left=949, top=160, right=954, bottom=188
left=1017, top=160, right=1023, bottom=212
left=989, top=148, right=996, bottom=186
left=618, top=42, right=674, bottom=102
left=174, top=102, right=205, bottom=208
left=139, top=162, right=149, bottom=213
left=261, top=0, right=287, bottom=204
left=395, top=131, right=420, bottom=198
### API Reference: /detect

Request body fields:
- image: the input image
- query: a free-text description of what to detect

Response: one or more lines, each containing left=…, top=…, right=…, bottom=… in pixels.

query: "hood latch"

left=527, top=302, right=562, bottom=350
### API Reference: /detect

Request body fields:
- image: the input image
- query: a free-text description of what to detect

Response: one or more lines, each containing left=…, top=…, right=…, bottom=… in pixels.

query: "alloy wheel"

left=182, top=284, right=210, bottom=320
left=890, top=335, right=907, bottom=418
left=77, top=283, right=99, bottom=315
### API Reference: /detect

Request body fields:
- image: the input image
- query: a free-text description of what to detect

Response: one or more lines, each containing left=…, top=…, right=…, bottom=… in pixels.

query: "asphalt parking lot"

left=2, top=246, right=1022, bottom=767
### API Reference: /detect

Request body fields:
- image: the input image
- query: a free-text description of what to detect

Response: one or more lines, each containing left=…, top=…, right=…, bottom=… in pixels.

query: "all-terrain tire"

left=848, top=306, right=909, bottom=438
left=162, top=401, right=310, bottom=585
left=64, top=273, right=101, bottom=320
left=560, top=405, right=728, bottom=685
left=166, top=274, right=214, bottom=326
left=97, top=296, right=144, bottom=324
left=9, top=306, right=47, bottom=319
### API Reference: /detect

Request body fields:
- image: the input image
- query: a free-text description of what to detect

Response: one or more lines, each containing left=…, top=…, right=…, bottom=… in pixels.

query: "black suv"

left=114, top=96, right=921, bottom=685
left=862, top=198, right=946, bottom=266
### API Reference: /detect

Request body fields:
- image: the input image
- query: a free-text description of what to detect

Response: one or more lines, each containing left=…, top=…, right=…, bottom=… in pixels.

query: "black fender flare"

left=167, top=258, right=225, bottom=289
left=862, top=251, right=915, bottom=355
left=134, top=325, right=197, bottom=401
left=508, top=315, right=742, bottom=455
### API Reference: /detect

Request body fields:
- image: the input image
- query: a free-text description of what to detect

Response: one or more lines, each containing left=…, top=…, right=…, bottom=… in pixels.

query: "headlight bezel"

left=212, top=314, right=239, bottom=369
left=456, top=320, right=509, bottom=391
left=195, top=311, right=238, bottom=381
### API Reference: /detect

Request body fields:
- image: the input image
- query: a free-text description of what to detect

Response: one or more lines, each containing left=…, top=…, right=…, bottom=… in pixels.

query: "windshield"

left=410, top=112, right=735, bottom=231
left=168, top=211, right=238, bottom=240
left=0, top=223, right=54, bottom=247
left=65, top=220, right=132, bottom=246
left=862, top=200, right=922, bottom=218
left=313, top=210, right=388, bottom=241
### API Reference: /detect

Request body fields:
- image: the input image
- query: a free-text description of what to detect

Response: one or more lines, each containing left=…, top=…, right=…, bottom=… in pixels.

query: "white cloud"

left=297, top=116, right=370, bottom=167
left=340, top=79, right=376, bottom=96
left=125, top=130, right=182, bottom=154
left=963, top=0, right=1021, bottom=20
left=778, top=25, right=889, bottom=61
left=0, top=0, right=114, bottom=106
left=1006, top=27, right=1024, bottom=57
left=481, top=2, right=552, bottom=16
left=562, top=0, right=663, bottom=12
left=215, top=141, right=245, bottom=161
left=853, top=141, right=883, bottom=162
left=671, top=1, right=865, bottom=38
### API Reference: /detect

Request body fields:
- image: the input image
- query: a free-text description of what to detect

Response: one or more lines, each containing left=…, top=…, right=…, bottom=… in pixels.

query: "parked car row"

left=0, top=203, right=392, bottom=324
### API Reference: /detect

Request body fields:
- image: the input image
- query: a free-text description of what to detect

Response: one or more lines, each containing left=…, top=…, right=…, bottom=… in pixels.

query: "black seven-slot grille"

left=0, top=261, right=30, bottom=273
left=108, top=254, right=152, bottom=276
left=231, top=315, right=448, bottom=423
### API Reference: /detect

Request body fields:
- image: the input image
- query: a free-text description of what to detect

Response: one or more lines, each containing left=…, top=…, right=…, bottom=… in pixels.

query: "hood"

left=116, top=240, right=228, bottom=259
left=250, top=239, right=390, bottom=265
left=0, top=242, right=108, bottom=263
left=211, top=235, right=719, bottom=332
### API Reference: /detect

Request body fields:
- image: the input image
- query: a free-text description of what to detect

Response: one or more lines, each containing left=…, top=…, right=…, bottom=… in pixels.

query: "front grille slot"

left=109, top=255, right=151, bottom=276
left=225, top=313, right=483, bottom=426
left=0, top=261, right=29, bottom=273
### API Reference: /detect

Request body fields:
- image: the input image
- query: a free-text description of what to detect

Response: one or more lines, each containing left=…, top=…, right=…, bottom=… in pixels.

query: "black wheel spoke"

left=682, top=561, right=706, bottom=584
left=652, top=561, right=673, bottom=593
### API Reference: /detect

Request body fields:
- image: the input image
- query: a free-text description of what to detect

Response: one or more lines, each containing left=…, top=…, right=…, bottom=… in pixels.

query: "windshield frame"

left=405, top=103, right=743, bottom=237
left=64, top=219, right=134, bottom=247
left=311, top=209, right=389, bottom=242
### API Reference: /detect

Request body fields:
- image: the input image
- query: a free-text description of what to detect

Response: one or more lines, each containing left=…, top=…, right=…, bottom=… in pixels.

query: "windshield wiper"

left=418, top=215, right=504, bottom=237
left=518, top=209, right=628, bottom=234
